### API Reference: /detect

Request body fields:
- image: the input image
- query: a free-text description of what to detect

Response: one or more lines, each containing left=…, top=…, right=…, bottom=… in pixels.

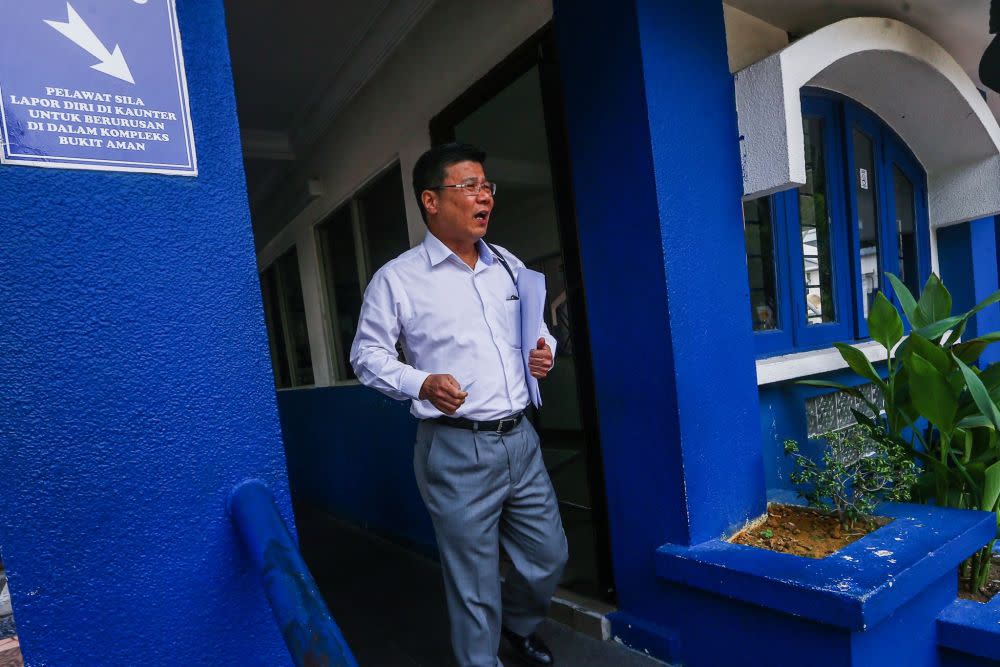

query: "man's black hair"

left=412, top=142, right=487, bottom=223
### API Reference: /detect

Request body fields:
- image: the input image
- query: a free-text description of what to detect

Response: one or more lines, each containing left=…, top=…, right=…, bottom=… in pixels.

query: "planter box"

left=652, top=503, right=995, bottom=667
left=938, top=592, right=1000, bottom=666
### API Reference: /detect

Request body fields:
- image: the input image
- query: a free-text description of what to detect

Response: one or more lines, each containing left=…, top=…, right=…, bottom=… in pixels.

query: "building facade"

left=3, top=0, right=1000, bottom=664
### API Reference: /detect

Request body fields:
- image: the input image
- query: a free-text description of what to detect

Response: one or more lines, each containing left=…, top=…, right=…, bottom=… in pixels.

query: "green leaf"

left=943, top=289, right=1000, bottom=346
left=796, top=379, right=858, bottom=391
left=914, top=274, right=952, bottom=328
left=955, top=355, right=1000, bottom=432
left=887, top=273, right=919, bottom=326
left=951, top=332, right=1000, bottom=362
left=982, top=461, right=1000, bottom=514
left=905, top=333, right=952, bottom=375
left=959, top=428, right=973, bottom=463
left=914, top=316, right=965, bottom=343
left=833, top=342, right=885, bottom=387
left=868, top=292, right=904, bottom=352
left=909, top=353, right=958, bottom=435
left=957, top=415, right=996, bottom=430
left=970, top=288, right=1000, bottom=319
left=980, top=363, right=1000, bottom=393
left=953, top=340, right=990, bottom=364
left=943, top=317, right=970, bottom=348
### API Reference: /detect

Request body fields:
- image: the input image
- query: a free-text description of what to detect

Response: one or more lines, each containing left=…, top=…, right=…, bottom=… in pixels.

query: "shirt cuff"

left=400, top=366, right=431, bottom=401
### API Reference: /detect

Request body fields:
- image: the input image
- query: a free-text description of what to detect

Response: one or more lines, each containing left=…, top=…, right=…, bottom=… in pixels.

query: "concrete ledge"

left=549, top=589, right=614, bottom=641
left=755, top=340, right=887, bottom=386
left=655, top=503, right=995, bottom=630
left=937, top=597, right=1000, bottom=662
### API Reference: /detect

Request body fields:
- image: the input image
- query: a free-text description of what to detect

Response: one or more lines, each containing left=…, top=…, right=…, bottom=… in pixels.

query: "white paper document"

left=516, top=268, right=547, bottom=408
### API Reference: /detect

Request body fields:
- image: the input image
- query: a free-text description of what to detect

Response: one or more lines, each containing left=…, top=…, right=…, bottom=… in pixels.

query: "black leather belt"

left=430, top=411, right=524, bottom=434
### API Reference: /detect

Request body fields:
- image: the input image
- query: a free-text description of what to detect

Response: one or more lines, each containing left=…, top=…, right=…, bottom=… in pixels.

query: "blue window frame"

left=744, top=91, right=931, bottom=357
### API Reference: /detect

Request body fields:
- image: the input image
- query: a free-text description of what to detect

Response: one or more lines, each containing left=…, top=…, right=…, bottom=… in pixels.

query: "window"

left=317, top=163, right=410, bottom=381
left=743, top=92, right=930, bottom=356
left=744, top=197, right=779, bottom=331
left=260, top=247, right=314, bottom=389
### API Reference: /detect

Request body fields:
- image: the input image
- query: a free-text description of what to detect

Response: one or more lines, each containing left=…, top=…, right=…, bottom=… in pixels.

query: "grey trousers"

left=414, top=417, right=568, bottom=667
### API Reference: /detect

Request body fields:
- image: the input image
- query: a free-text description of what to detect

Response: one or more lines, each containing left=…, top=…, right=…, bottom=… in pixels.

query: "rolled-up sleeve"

left=349, top=269, right=428, bottom=401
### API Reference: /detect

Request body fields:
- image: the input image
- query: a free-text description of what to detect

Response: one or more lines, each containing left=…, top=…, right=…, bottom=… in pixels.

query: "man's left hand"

left=528, top=338, right=553, bottom=379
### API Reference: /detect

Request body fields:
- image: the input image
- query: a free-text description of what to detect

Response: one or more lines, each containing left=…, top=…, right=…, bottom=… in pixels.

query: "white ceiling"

left=222, top=0, right=436, bottom=206
left=224, top=0, right=999, bottom=210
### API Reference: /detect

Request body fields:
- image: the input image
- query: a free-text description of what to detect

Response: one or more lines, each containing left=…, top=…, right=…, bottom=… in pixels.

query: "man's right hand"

left=419, top=374, right=468, bottom=415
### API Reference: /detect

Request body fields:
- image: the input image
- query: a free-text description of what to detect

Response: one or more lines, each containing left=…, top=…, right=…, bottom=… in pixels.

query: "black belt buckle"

left=496, top=417, right=515, bottom=434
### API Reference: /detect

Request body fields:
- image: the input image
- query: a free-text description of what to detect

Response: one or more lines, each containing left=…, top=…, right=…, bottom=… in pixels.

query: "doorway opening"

left=431, top=27, right=615, bottom=603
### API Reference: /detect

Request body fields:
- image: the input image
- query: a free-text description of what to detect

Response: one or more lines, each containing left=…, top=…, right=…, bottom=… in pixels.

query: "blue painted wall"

left=758, top=367, right=883, bottom=499
left=552, top=0, right=765, bottom=647
left=276, top=386, right=436, bottom=554
left=939, top=217, right=1000, bottom=366
left=0, top=1, right=294, bottom=664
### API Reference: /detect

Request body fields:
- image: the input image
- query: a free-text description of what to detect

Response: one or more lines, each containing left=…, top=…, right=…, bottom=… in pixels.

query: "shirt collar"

left=422, top=232, right=495, bottom=268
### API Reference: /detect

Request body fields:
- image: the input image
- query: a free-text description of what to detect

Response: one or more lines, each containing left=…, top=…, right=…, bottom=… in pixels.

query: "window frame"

left=882, top=133, right=931, bottom=317
left=749, top=91, right=932, bottom=358
left=260, top=246, right=315, bottom=389
left=747, top=193, right=795, bottom=355
left=313, top=162, right=411, bottom=383
left=842, top=102, right=890, bottom=341
left=783, top=95, right=855, bottom=351
left=315, top=201, right=363, bottom=383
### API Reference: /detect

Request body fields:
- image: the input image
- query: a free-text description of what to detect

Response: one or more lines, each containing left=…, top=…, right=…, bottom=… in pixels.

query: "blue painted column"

left=938, top=217, right=1000, bottom=366
left=552, top=0, right=765, bottom=651
left=0, top=1, right=294, bottom=665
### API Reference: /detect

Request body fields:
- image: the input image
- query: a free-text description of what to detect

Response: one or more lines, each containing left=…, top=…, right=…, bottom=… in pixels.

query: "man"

left=350, top=143, right=568, bottom=667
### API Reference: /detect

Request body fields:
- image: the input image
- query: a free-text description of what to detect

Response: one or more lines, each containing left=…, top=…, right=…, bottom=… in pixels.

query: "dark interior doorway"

left=431, top=27, right=614, bottom=603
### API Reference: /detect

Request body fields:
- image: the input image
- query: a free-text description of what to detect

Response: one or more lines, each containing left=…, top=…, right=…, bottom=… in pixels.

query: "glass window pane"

left=893, top=166, right=919, bottom=297
left=357, top=165, right=411, bottom=282
left=318, top=205, right=362, bottom=380
left=276, top=249, right=314, bottom=386
left=743, top=197, right=779, bottom=331
left=854, top=129, right=881, bottom=317
left=259, top=265, right=290, bottom=389
left=800, top=117, right=836, bottom=325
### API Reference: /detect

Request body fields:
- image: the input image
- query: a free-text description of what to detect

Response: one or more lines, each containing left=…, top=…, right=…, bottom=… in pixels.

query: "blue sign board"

left=0, top=0, right=196, bottom=176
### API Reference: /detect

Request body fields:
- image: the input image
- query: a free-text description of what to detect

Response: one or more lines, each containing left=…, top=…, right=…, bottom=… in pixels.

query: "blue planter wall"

left=758, top=367, right=885, bottom=498
left=0, top=1, right=293, bottom=664
left=276, top=386, right=436, bottom=553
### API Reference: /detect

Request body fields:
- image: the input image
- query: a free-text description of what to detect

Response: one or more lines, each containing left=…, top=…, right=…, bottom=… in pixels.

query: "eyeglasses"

left=431, top=181, right=497, bottom=197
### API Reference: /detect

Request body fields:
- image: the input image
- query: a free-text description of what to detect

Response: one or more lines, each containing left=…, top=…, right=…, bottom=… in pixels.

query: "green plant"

left=784, top=422, right=918, bottom=531
left=801, top=273, right=1000, bottom=593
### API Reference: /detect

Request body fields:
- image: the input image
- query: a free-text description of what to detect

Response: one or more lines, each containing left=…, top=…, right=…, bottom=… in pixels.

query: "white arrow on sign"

left=45, top=2, right=135, bottom=84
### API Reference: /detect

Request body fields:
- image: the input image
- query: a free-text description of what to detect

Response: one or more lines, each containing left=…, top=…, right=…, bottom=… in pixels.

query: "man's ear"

left=421, top=190, right=438, bottom=216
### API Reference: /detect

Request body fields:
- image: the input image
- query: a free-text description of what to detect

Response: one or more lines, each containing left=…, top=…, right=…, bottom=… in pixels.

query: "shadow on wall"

left=275, top=385, right=436, bottom=554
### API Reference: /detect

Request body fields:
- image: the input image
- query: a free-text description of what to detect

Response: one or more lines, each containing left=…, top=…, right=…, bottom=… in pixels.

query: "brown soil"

left=958, top=554, right=1000, bottom=603
left=730, top=504, right=891, bottom=559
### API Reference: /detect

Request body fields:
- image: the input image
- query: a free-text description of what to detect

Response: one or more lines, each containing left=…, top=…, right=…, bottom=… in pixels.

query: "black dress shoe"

left=501, top=626, right=554, bottom=666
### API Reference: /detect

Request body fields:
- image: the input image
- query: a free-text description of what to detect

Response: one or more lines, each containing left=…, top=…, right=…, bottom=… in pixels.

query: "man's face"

left=424, top=160, right=494, bottom=245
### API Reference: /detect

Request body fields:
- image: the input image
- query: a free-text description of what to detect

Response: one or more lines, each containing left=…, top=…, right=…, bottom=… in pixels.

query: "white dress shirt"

left=350, top=231, right=556, bottom=420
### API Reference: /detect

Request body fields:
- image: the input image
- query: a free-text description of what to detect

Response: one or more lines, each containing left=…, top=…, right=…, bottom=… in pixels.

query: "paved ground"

left=296, top=504, right=669, bottom=667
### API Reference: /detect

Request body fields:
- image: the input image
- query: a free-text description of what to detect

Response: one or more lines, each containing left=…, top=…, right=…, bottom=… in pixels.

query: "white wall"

left=723, top=4, right=788, bottom=74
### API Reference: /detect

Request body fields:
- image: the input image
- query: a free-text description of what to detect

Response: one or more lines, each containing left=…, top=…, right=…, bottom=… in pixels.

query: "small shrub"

left=785, top=421, right=918, bottom=531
